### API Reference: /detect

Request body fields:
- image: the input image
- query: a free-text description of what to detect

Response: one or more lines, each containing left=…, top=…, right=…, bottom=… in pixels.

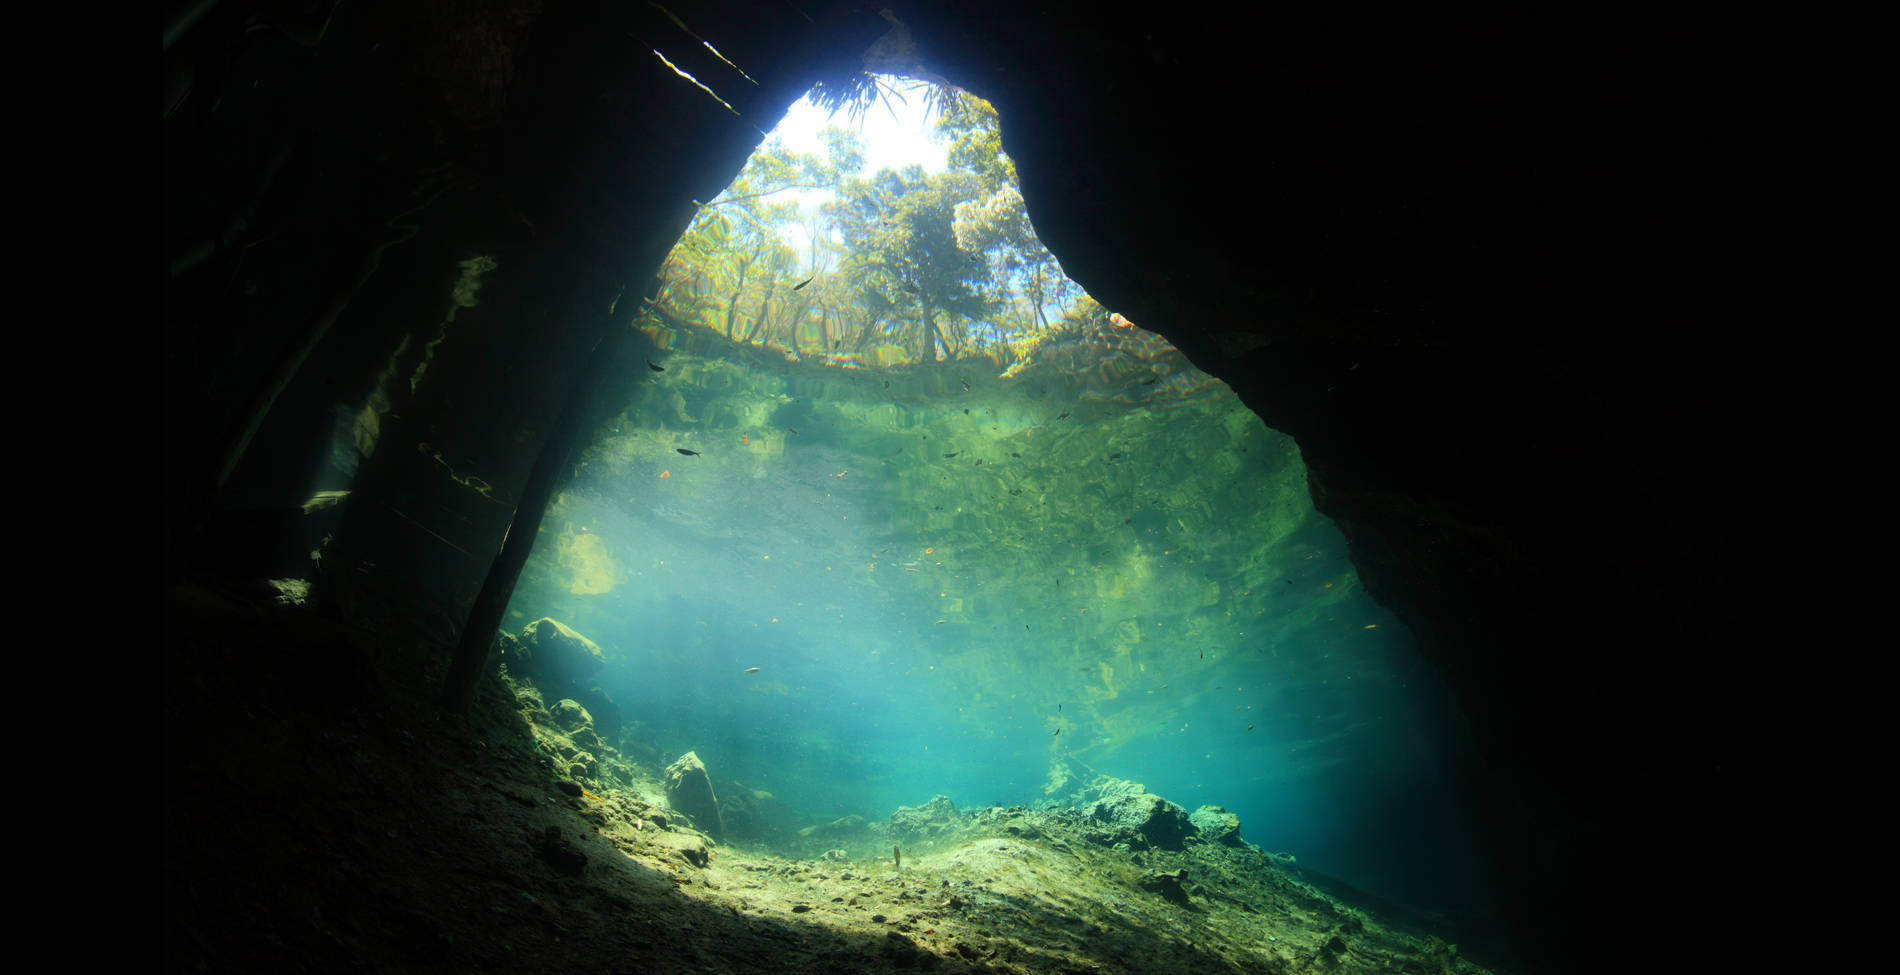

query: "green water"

left=506, top=321, right=1486, bottom=913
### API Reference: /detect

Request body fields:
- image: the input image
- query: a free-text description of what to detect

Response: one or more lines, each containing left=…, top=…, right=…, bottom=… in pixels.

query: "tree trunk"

left=742, top=286, right=773, bottom=343
left=785, top=293, right=814, bottom=354
left=723, top=260, right=750, bottom=339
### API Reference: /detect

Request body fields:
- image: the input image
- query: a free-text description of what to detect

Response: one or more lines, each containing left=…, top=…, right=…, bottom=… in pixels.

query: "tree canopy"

left=645, top=85, right=1098, bottom=370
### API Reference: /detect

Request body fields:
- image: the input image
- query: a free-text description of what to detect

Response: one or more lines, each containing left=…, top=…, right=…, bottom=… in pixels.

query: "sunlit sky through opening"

left=754, top=79, right=949, bottom=253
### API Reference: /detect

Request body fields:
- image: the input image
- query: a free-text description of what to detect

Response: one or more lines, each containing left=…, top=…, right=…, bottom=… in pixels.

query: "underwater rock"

left=572, top=686, right=621, bottom=745
left=650, top=829, right=712, bottom=868
left=800, top=814, right=874, bottom=840
left=1189, top=804, right=1246, bottom=847
left=1076, top=774, right=1152, bottom=806
left=889, top=795, right=963, bottom=847
left=550, top=698, right=593, bottom=733
left=1139, top=868, right=1193, bottom=908
left=1088, top=792, right=1194, bottom=850
left=664, top=751, right=725, bottom=840
left=720, top=785, right=787, bottom=846
left=513, top=618, right=605, bottom=689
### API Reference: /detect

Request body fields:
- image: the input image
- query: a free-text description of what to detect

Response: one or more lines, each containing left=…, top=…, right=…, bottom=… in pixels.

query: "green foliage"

left=649, top=81, right=1093, bottom=369
left=936, top=92, right=1016, bottom=197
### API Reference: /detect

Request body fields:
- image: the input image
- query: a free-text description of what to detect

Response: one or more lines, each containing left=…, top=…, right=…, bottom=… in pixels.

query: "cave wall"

left=163, top=3, right=1737, bottom=971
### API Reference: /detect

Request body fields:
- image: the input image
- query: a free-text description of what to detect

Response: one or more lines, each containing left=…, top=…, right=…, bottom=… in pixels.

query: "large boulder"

left=504, top=618, right=605, bottom=691
left=889, top=794, right=963, bottom=847
left=664, top=751, right=725, bottom=840
left=549, top=698, right=593, bottom=733
left=1190, top=804, right=1246, bottom=847
left=1089, top=791, right=1194, bottom=850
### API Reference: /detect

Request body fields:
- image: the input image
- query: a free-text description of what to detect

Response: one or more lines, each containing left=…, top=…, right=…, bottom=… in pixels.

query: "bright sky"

left=752, top=79, right=948, bottom=255
left=772, top=79, right=949, bottom=176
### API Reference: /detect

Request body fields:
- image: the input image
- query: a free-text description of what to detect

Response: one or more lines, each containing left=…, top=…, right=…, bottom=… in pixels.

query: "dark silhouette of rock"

left=663, top=751, right=724, bottom=840
left=517, top=618, right=604, bottom=690
left=1140, top=868, right=1193, bottom=908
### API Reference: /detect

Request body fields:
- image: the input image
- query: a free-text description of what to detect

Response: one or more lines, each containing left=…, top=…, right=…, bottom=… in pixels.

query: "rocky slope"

left=165, top=581, right=1491, bottom=974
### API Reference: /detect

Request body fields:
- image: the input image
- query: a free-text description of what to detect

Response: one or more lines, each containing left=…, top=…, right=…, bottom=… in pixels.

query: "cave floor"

left=163, top=581, right=1488, bottom=974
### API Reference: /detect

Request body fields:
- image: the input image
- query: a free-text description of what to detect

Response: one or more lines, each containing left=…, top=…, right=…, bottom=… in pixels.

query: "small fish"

left=793, top=274, right=814, bottom=290
left=1058, top=704, right=1061, bottom=711
left=960, top=379, right=971, bottom=391
left=1057, top=411, right=1071, bottom=420
left=786, top=428, right=799, bottom=435
left=1108, top=453, right=1122, bottom=460
left=943, top=452, right=959, bottom=458
left=1052, top=728, right=1061, bottom=737
left=833, top=470, right=849, bottom=478
left=1246, top=724, right=1254, bottom=732
left=742, top=667, right=761, bottom=674
left=646, top=358, right=665, bottom=372
left=677, top=448, right=701, bottom=456
left=974, top=459, right=983, bottom=466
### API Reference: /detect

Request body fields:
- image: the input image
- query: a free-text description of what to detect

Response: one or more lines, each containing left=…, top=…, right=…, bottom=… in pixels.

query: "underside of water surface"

left=500, top=305, right=1486, bottom=920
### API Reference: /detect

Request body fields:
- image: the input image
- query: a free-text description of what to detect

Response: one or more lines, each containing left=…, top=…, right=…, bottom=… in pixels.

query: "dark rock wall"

left=164, top=4, right=1738, bottom=971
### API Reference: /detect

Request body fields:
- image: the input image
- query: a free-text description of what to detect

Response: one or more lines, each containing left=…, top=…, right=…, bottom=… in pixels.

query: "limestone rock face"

left=664, top=751, right=724, bottom=840
left=1190, top=805, right=1245, bottom=847
left=1089, top=792, right=1194, bottom=850
left=889, top=794, right=962, bottom=846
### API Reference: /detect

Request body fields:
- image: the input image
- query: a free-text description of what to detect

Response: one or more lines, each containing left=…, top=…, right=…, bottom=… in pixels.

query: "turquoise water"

left=507, top=335, right=1489, bottom=916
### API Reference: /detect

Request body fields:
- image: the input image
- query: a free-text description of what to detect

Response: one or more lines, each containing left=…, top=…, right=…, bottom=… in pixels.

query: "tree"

left=826, top=167, right=992, bottom=362
left=648, top=83, right=1094, bottom=368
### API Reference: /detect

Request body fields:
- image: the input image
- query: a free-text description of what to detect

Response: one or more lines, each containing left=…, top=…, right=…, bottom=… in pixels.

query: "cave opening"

left=489, top=70, right=1494, bottom=927
left=165, top=6, right=1744, bottom=972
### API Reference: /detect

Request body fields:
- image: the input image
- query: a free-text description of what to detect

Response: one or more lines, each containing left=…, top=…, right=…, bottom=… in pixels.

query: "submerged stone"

left=515, top=618, right=605, bottom=688
left=1190, top=804, right=1245, bottom=847
left=1139, top=868, right=1193, bottom=908
left=801, top=814, right=874, bottom=840
left=550, top=698, right=593, bottom=733
left=650, top=829, right=712, bottom=868
left=1088, top=792, right=1194, bottom=850
left=664, top=750, right=725, bottom=840
left=889, top=795, right=963, bottom=846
